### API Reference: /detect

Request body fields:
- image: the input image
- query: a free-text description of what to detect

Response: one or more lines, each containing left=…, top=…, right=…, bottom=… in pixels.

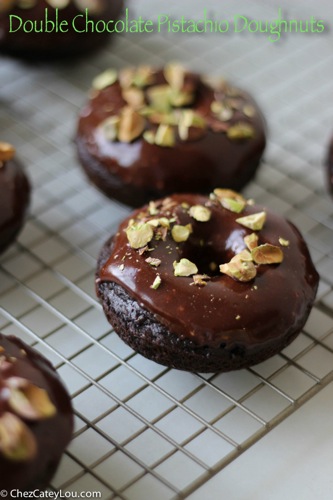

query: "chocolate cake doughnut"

left=96, top=189, right=319, bottom=373
left=76, top=63, right=266, bottom=207
left=0, top=0, right=124, bottom=58
left=0, top=333, right=73, bottom=492
left=0, top=142, right=30, bottom=254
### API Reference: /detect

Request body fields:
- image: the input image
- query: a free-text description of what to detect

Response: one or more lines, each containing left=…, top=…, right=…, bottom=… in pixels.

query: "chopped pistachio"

left=211, top=101, right=233, bottom=121
left=169, top=88, right=194, bottom=107
left=122, top=87, right=145, bottom=109
left=148, top=201, right=159, bottom=215
left=99, top=115, right=120, bottom=141
left=178, top=110, right=206, bottom=140
left=0, top=142, right=15, bottom=163
left=126, top=222, right=154, bottom=249
left=145, top=257, right=161, bottom=267
left=236, top=249, right=253, bottom=262
left=243, top=104, right=256, bottom=118
left=7, top=378, right=56, bottom=420
left=118, top=106, right=145, bottom=143
left=236, top=211, right=266, bottom=231
left=147, top=84, right=172, bottom=113
left=251, top=244, right=284, bottom=265
left=150, top=275, right=162, bottom=289
left=189, top=205, right=211, bottom=222
left=279, top=237, right=290, bottom=247
left=154, top=124, right=176, bottom=147
left=92, top=69, right=117, bottom=91
left=173, top=258, right=198, bottom=277
left=212, top=188, right=246, bottom=213
left=191, top=274, right=211, bottom=286
left=0, top=412, right=37, bottom=462
left=244, top=233, right=259, bottom=251
left=143, top=130, right=155, bottom=144
left=119, top=66, right=154, bottom=89
left=171, top=224, right=192, bottom=243
left=164, top=62, right=186, bottom=91
left=220, top=254, right=257, bottom=282
left=227, top=122, right=255, bottom=140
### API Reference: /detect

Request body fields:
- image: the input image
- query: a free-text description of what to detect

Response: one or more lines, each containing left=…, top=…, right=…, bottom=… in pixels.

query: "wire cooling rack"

left=1, top=0, right=333, bottom=498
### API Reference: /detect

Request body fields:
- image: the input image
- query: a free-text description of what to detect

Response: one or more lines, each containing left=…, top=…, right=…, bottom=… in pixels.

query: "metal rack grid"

left=1, top=0, right=333, bottom=498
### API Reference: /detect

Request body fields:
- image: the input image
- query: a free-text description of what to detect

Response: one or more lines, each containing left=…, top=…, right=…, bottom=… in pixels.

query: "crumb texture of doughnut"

left=96, top=190, right=319, bottom=373
left=0, top=0, right=124, bottom=58
left=0, top=142, right=30, bottom=254
left=77, top=63, right=266, bottom=206
left=0, top=333, right=73, bottom=492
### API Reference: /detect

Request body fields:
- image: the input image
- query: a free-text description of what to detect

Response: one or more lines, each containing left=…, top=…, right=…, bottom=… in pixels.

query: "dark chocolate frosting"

left=97, top=192, right=319, bottom=350
left=0, top=0, right=124, bottom=58
left=77, top=65, right=266, bottom=206
left=0, top=156, right=30, bottom=254
left=0, top=334, right=73, bottom=492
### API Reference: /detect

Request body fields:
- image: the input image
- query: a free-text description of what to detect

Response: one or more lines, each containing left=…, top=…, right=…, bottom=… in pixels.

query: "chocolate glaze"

left=77, top=69, right=266, bottom=207
left=0, top=158, right=30, bottom=254
left=0, top=0, right=124, bottom=58
left=97, top=193, right=319, bottom=351
left=0, top=334, right=73, bottom=491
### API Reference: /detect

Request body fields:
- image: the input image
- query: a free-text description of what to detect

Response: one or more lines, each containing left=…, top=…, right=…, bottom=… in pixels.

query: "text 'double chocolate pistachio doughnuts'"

left=0, top=0, right=124, bottom=58
left=96, top=189, right=318, bottom=373
left=0, top=333, right=73, bottom=492
left=0, top=142, right=30, bottom=254
left=76, top=63, right=267, bottom=207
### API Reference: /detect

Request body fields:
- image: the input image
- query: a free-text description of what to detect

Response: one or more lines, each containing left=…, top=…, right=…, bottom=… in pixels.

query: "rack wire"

left=1, top=1, right=333, bottom=498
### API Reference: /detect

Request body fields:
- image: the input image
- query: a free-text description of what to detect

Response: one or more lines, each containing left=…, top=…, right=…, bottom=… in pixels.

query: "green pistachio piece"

left=212, top=188, right=246, bottom=213
left=6, top=377, right=56, bottom=420
left=220, top=254, right=257, bottom=282
left=178, top=110, right=206, bottom=140
left=154, top=124, right=176, bottom=147
left=118, top=106, right=145, bottom=143
left=126, top=222, right=154, bottom=249
left=243, top=104, right=256, bottom=117
left=244, top=233, right=259, bottom=251
left=147, top=85, right=172, bottom=113
left=150, top=275, right=162, bottom=289
left=173, top=258, right=198, bottom=277
left=92, top=69, right=118, bottom=90
left=143, top=130, right=155, bottom=144
left=171, top=224, right=192, bottom=243
left=191, top=274, right=211, bottom=286
left=145, top=257, right=161, bottom=267
left=251, top=244, right=284, bottom=264
left=211, top=101, right=233, bottom=121
left=164, top=62, right=186, bottom=91
left=279, top=237, right=290, bottom=247
left=122, top=87, right=145, bottom=109
left=189, top=205, right=211, bottom=222
left=227, top=122, right=255, bottom=140
left=0, top=412, right=37, bottom=462
left=236, top=211, right=266, bottom=231
left=99, top=116, right=120, bottom=141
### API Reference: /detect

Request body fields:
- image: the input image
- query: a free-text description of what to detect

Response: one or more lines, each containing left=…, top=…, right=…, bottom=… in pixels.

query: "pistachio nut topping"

left=279, top=237, right=290, bottom=247
left=145, top=257, right=161, bottom=267
left=212, top=188, right=246, bottom=213
left=150, top=275, right=162, bottom=289
left=251, top=244, right=284, bottom=265
left=220, top=253, right=257, bottom=282
left=236, top=211, right=266, bottom=231
left=164, top=62, right=186, bottom=91
left=118, top=106, right=145, bottom=143
left=122, top=87, right=145, bottom=110
left=244, top=232, right=259, bottom=251
left=99, top=116, right=120, bottom=141
left=126, top=222, right=154, bottom=249
left=0, top=142, right=16, bottom=164
left=0, top=412, right=37, bottom=462
left=47, top=0, right=71, bottom=9
left=191, top=274, right=211, bottom=287
left=227, top=122, right=255, bottom=140
left=6, top=377, right=56, bottom=420
left=171, top=224, right=192, bottom=243
left=92, top=69, right=118, bottom=91
left=173, top=258, right=198, bottom=277
left=154, top=124, right=176, bottom=147
left=189, top=205, right=212, bottom=222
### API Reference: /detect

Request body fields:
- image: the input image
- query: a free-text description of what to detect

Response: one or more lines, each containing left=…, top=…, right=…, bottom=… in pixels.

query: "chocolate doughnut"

left=96, top=189, right=319, bottom=373
left=76, top=63, right=266, bottom=207
left=0, top=333, right=73, bottom=492
left=0, top=0, right=124, bottom=59
left=0, top=142, right=30, bottom=254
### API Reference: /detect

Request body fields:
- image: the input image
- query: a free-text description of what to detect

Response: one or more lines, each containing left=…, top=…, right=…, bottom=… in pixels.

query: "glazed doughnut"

left=0, top=0, right=124, bottom=58
left=96, top=189, right=319, bottom=373
left=0, top=142, right=30, bottom=254
left=76, top=63, right=266, bottom=207
left=0, top=333, right=73, bottom=491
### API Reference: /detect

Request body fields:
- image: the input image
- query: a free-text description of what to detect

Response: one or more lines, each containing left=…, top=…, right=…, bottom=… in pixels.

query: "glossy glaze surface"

left=98, top=193, right=319, bottom=349
left=77, top=69, right=266, bottom=206
left=0, top=334, right=73, bottom=491
left=0, top=158, right=30, bottom=253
